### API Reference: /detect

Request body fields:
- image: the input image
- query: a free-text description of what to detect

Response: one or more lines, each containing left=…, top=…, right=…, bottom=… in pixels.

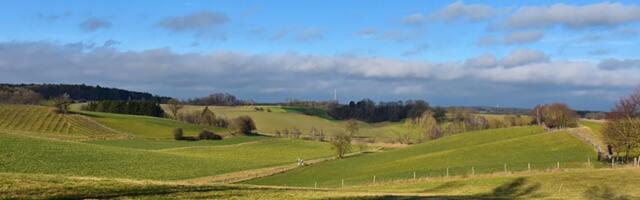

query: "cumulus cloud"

left=465, top=53, right=497, bottom=68
left=505, top=2, right=640, bottom=29
left=156, top=11, right=228, bottom=37
left=598, top=59, right=640, bottom=70
left=1, top=41, right=639, bottom=105
left=79, top=17, right=111, bottom=31
left=504, top=30, right=544, bottom=44
left=432, top=1, right=494, bottom=21
left=501, top=49, right=549, bottom=68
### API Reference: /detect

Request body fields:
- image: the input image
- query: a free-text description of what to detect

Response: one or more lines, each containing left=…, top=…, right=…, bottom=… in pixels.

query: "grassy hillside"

left=80, top=111, right=226, bottom=139
left=169, top=105, right=420, bottom=142
left=0, top=131, right=333, bottom=180
left=0, top=104, right=127, bottom=141
left=246, top=126, right=600, bottom=187
left=3, top=168, right=639, bottom=199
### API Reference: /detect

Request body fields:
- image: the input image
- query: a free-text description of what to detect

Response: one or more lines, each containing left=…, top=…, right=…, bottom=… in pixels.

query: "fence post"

left=373, top=175, right=376, bottom=184
left=504, top=163, right=507, bottom=174
left=528, top=163, right=531, bottom=172
left=413, top=171, right=416, bottom=180
left=472, top=166, right=475, bottom=176
left=446, top=168, right=449, bottom=177
left=341, top=179, right=344, bottom=188
left=314, top=182, right=317, bottom=189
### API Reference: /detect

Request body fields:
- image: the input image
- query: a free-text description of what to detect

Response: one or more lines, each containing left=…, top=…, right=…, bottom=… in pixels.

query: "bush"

left=173, top=128, right=184, bottom=140
left=230, top=115, right=256, bottom=135
left=198, top=130, right=222, bottom=140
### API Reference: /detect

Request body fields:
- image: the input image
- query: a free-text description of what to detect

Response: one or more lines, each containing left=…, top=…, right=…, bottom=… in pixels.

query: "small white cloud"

left=504, top=30, right=544, bottom=44
left=501, top=49, right=549, bottom=68
left=432, top=1, right=494, bottom=21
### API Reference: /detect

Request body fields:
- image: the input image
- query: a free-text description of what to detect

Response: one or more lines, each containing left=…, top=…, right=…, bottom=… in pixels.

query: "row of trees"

left=328, top=99, right=432, bottom=123
left=82, top=100, right=165, bottom=117
left=184, top=93, right=254, bottom=106
left=0, top=87, right=43, bottom=104
left=175, top=106, right=229, bottom=128
left=1, top=83, right=170, bottom=102
left=533, top=103, right=578, bottom=129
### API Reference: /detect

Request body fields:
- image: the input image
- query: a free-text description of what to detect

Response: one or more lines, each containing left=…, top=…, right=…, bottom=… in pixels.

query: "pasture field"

left=3, top=168, right=639, bottom=199
left=79, top=111, right=226, bottom=139
left=0, top=104, right=127, bottom=141
left=246, top=126, right=601, bottom=187
left=167, top=105, right=421, bottom=142
left=87, top=135, right=266, bottom=150
left=0, top=131, right=334, bottom=180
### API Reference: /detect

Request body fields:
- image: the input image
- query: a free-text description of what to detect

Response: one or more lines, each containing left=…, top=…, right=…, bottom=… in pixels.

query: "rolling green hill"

left=169, top=105, right=420, bottom=142
left=79, top=111, right=227, bottom=139
left=246, top=126, right=600, bottom=187
left=0, top=131, right=333, bottom=180
left=0, top=104, right=127, bottom=141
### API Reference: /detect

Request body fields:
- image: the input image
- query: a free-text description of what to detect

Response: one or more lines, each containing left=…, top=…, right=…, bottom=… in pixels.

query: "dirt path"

left=180, top=148, right=383, bottom=184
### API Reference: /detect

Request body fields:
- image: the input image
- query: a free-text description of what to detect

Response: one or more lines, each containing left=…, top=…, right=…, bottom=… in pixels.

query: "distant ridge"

left=0, top=83, right=171, bottom=102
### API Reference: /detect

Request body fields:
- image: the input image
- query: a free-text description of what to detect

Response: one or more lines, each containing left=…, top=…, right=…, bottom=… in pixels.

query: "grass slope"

left=246, top=126, right=600, bottom=187
left=0, top=131, right=333, bottom=180
left=0, top=105, right=126, bottom=141
left=171, top=105, right=418, bottom=142
left=80, top=111, right=226, bottom=139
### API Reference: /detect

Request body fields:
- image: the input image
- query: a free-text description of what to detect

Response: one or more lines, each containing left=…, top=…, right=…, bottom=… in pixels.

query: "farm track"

left=182, top=149, right=383, bottom=184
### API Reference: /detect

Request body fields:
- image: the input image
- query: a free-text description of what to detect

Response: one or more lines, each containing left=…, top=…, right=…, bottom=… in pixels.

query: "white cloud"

left=501, top=49, right=549, bottom=68
left=504, top=30, right=544, bottom=44
left=432, top=1, right=494, bottom=21
left=506, top=2, right=640, bottom=29
left=598, top=59, right=640, bottom=70
left=465, top=53, right=497, bottom=68
left=1, top=41, right=639, bottom=103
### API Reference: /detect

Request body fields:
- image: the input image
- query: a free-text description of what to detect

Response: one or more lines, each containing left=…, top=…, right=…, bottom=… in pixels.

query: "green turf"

left=170, top=105, right=418, bottom=142
left=3, top=168, right=639, bottom=199
left=0, top=131, right=333, bottom=180
left=245, top=126, right=601, bottom=187
left=0, top=104, right=126, bottom=141
left=79, top=111, right=226, bottom=139
left=86, top=135, right=268, bottom=150
left=579, top=120, right=604, bottom=142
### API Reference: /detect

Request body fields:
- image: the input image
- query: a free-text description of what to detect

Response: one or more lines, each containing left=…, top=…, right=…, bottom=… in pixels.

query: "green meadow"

left=246, top=126, right=600, bottom=187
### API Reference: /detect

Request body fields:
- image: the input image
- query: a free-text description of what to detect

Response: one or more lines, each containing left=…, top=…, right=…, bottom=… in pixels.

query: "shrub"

left=330, top=132, right=352, bottom=159
left=198, top=130, right=222, bottom=140
left=173, top=128, right=184, bottom=140
left=230, top=115, right=256, bottom=135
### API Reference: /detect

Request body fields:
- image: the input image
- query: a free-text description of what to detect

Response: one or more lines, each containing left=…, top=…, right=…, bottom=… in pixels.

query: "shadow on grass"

left=584, top=186, right=631, bottom=200
left=329, top=177, right=542, bottom=200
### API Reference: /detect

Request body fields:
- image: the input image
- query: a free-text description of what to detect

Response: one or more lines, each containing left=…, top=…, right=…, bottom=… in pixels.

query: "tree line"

left=82, top=100, right=164, bottom=117
left=0, top=83, right=170, bottom=102
left=328, top=99, right=431, bottom=123
left=184, top=93, right=254, bottom=106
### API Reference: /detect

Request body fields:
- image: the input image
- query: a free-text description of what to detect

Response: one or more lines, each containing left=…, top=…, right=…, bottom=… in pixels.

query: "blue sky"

left=1, top=0, right=640, bottom=110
